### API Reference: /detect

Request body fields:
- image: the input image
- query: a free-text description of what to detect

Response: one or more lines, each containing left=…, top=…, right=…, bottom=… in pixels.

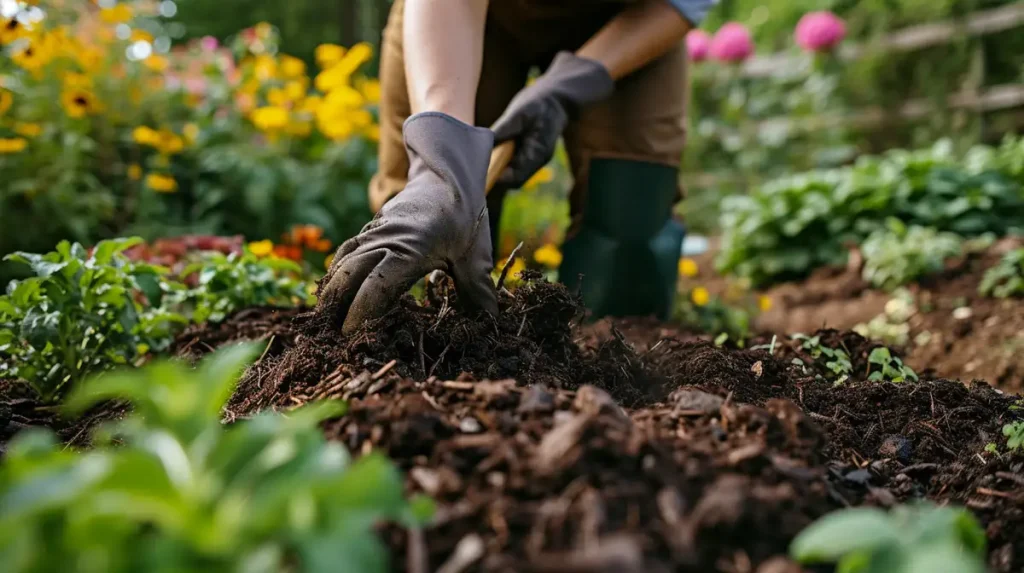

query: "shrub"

left=0, top=238, right=185, bottom=401
left=791, top=503, right=987, bottom=573
left=860, top=220, right=963, bottom=291
left=717, top=138, right=1024, bottom=285
left=0, top=343, right=428, bottom=572
left=979, top=247, right=1024, bottom=298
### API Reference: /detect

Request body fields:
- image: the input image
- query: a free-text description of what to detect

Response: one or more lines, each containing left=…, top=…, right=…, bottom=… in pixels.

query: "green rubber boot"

left=559, top=158, right=685, bottom=320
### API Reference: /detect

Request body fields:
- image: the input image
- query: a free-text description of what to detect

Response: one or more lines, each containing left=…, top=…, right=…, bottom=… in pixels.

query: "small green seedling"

left=867, top=347, right=919, bottom=383
left=1003, top=421, right=1024, bottom=451
left=791, top=503, right=987, bottom=573
left=794, top=334, right=853, bottom=384
left=979, top=247, right=1024, bottom=298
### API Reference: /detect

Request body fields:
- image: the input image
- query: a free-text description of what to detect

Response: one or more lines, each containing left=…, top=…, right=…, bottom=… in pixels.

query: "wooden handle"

left=485, top=141, right=515, bottom=195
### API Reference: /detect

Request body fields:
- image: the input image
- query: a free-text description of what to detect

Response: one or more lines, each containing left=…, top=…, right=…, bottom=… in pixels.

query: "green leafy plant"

left=854, top=289, right=916, bottom=347
left=0, top=238, right=186, bottom=401
left=794, top=333, right=854, bottom=384
left=168, top=249, right=316, bottom=324
left=866, top=347, right=919, bottom=383
left=0, top=343, right=428, bottom=572
left=860, top=220, right=964, bottom=290
left=717, top=138, right=1024, bottom=286
left=1003, top=421, right=1024, bottom=451
left=979, top=247, right=1024, bottom=298
left=791, top=503, right=987, bottom=573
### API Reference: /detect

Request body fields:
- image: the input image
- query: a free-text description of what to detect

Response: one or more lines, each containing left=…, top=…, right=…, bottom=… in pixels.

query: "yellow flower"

left=14, top=123, right=42, bottom=137
left=255, top=22, right=273, bottom=40
left=252, top=106, right=290, bottom=132
left=690, top=287, right=710, bottom=307
left=133, top=126, right=161, bottom=146
left=0, top=89, right=11, bottom=115
left=315, top=43, right=345, bottom=68
left=502, top=257, right=526, bottom=282
left=1, top=17, right=25, bottom=45
left=156, top=131, right=184, bottom=155
left=145, top=173, right=178, bottom=193
left=0, top=137, right=28, bottom=154
left=254, top=54, right=277, bottom=81
left=127, top=164, right=143, bottom=181
left=758, top=295, right=772, bottom=312
left=61, top=88, right=101, bottom=118
left=678, top=258, right=699, bottom=277
left=131, top=29, right=154, bottom=43
left=285, top=120, right=312, bottom=138
left=285, top=80, right=306, bottom=102
left=523, top=166, right=554, bottom=190
left=100, top=4, right=134, bottom=24
left=364, top=124, right=380, bottom=142
left=144, top=55, right=169, bottom=72
left=357, top=78, right=380, bottom=104
left=267, top=87, right=290, bottom=107
left=62, top=72, right=92, bottom=88
left=12, top=37, right=56, bottom=72
left=183, top=123, right=199, bottom=144
left=248, top=240, right=274, bottom=257
left=300, top=95, right=323, bottom=114
left=533, top=243, right=563, bottom=269
left=324, top=253, right=335, bottom=269
left=280, top=55, right=306, bottom=78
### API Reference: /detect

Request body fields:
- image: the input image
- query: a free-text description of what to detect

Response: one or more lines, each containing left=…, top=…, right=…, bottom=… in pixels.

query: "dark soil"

left=0, top=378, right=124, bottom=455
left=756, top=237, right=1024, bottom=391
left=170, top=275, right=1024, bottom=573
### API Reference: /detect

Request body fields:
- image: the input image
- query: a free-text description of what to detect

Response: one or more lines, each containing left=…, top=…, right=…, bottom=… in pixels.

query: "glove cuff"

left=539, top=51, right=615, bottom=107
left=402, top=112, right=494, bottom=203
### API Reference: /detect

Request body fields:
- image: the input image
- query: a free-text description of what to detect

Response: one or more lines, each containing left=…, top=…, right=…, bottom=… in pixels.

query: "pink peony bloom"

left=709, top=23, right=754, bottom=63
left=794, top=11, right=846, bottom=52
left=200, top=36, right=219, bottom=52
left=686, top=30, right=711, bottom=62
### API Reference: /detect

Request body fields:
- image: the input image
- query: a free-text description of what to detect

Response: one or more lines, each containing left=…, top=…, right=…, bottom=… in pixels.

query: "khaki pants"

left=370, top=0, right=689, bottom=234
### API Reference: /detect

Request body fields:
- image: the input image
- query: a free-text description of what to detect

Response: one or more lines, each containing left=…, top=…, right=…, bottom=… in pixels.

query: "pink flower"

left=709, top=23, right=754, bottom=63
left=794, top=11, right=846, bottom=52
left=200, top=36, right=219, bottom=52
left=686, top=30, right=711, bottom=62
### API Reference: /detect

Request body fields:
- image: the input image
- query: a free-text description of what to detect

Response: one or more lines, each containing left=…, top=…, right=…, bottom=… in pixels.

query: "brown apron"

left=369, top=0, right=689, bottom=227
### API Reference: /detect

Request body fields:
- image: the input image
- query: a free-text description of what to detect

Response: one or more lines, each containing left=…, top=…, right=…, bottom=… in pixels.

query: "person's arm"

left=403, top=0, right=489, bottom=124
left=577, top=0, right=694, bottom=81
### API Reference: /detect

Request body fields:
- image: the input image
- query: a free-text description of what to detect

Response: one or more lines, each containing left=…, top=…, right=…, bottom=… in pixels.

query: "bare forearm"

left=404, top=0, right=488, bottom=124
left=577, top=0, right=692, bottom=80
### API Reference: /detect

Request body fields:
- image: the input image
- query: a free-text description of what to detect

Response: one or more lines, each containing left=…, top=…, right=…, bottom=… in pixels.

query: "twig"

left=428, top=343, right=452, bottom=378
left=496, top=241, right=524, bottom=291
left=372, top=359, right=397, bottom=380
left=995, top=472, right=1024, bottom=487
left=517, top=314, right=527, bottom=337
left=419, top=331, right=427, bottom=376
left=407, top=528, right=428, bottom=573
left=976, top=487, right=1015, bottom=499
left=254, top=335, right=276, bottom=366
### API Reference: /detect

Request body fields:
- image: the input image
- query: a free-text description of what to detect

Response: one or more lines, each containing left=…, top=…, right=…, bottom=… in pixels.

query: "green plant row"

left=0, top=238, right=314, bottom=402
left=0, top=343, right=428, bottom=573
left=717, top=137, right=1024, bottom=285
left=979, top=247, right=1024, bottom=299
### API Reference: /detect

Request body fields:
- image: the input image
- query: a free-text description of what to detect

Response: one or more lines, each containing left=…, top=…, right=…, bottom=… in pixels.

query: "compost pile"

left=174, top=274, right=1024, bottom=573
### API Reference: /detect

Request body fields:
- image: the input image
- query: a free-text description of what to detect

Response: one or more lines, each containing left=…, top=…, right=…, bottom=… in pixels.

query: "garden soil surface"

left=167, top=273, right=1024, bottom=573
left=692, top=237, right=1024, bottom=392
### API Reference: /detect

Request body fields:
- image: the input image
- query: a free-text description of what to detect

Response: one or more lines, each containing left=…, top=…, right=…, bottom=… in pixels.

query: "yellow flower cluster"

left=238, top=34, right=379, bottom=143
left=0, top=138, right=28, bottom=154
left=133, top=126, right=186, bottom=156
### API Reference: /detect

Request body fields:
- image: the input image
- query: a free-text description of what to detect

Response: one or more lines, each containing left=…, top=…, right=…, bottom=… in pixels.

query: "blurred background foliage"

left=2, top=0, right=1022, bottom=281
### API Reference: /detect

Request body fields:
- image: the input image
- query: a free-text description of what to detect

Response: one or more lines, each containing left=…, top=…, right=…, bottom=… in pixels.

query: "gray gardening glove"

left=320, top=112, right=498, bottom=334
left=491, top=51, right=614, bottom=188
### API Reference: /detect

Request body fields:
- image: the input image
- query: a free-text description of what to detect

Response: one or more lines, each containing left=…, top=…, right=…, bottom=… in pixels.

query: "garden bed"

left=753, top=237, right=1024, bottom=392
left=160, top=276, right=1024, bottom=572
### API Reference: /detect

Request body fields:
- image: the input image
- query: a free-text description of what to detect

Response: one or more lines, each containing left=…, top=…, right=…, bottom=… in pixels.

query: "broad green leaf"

left=790, top=508, right=899, bottom=563
left=0, top=454, right=112, bottom=522
left=903, top=543, right=986, bottom=573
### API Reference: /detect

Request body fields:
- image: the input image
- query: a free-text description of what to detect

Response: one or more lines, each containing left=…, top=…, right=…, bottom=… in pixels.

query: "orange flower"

left=310, top=238, right=332, bottom=252
left=291, top=224, right=323, bottom=246
left=273, top=244, right=303, bottom=261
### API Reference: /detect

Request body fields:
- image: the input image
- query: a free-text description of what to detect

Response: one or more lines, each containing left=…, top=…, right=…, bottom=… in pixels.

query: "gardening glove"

left=491, top=51, right=614, bottom=189
left=320, top=112, right=498, bottom=334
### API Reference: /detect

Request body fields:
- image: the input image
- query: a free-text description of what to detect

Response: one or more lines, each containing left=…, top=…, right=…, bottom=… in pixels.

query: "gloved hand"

left=319, top=112, right=498, bottom=334
left=491, top=51, right=614, bottom=189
